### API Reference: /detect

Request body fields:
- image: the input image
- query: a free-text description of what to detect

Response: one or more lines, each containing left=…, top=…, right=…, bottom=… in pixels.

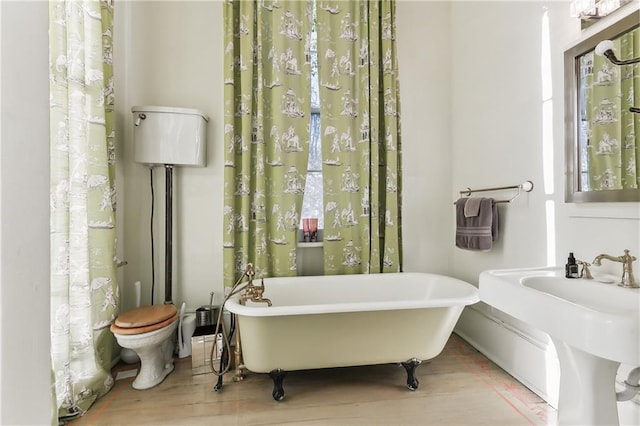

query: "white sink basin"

left=480, top=267, right=640, bottom=425
left=480, top=267, right=639, bottom=365
left=522, top=275, right=636, bottom=313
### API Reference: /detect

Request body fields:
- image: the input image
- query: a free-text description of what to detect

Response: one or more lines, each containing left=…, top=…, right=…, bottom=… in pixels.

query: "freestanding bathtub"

left=225, top=272, right=479, bottom=400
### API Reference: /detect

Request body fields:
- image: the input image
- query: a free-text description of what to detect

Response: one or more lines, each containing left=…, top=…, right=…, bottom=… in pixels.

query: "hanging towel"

left=455, top=197, right=499, bottom=251
left=463, top=197, right=483, bottom=217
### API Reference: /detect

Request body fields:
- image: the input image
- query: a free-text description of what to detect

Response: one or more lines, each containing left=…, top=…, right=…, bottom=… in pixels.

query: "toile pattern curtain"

left=223, top=0, right=312, bottom=285
left=583, top=26, right=639, bottom=190
left=316, top=0, right=402, bottom=275
left=49, top=0, right=119, bottom=418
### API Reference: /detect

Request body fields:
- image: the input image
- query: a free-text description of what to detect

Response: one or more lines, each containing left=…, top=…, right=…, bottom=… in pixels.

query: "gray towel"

left=455, top=197, right=499, bottom=251
left=464, top=197, right=482, bottom=217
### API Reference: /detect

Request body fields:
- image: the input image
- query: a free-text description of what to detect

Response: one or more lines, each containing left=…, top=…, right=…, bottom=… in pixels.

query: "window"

left=300, top=9, right=324, bottom=230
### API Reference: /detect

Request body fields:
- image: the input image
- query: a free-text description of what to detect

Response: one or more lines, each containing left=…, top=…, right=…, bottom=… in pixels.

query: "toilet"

left=114, top=106, right=208, bottom=390
left=110, top=304, right=179, bottom=390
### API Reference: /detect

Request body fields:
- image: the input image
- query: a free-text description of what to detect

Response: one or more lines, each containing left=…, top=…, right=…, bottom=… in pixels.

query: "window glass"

left=308, top=113, right=322, bottom=170
left=300, top=6, right=323, bottom=231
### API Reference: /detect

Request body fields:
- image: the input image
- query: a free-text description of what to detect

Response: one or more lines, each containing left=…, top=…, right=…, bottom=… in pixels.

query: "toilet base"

left=113, top=320, right=179, bottom=390
left=132, top=331, right=177, bottom=390
left=120, top=348, right=140, bottom=364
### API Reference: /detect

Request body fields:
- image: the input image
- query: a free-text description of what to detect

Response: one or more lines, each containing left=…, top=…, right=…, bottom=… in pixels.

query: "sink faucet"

left=592, top=249, right=638, bottom=288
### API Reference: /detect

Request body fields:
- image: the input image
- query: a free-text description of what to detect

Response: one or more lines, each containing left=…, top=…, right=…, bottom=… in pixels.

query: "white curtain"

left=49, top=0, right=119, bottom=419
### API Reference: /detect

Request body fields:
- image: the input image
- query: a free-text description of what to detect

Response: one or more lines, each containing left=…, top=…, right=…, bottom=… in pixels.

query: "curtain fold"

left=49, top=0, right=118, bottom=419
left=223, top=0, right=312, bottom=285
left=584, top=26, right=639, bottom=190
left=316, top=0, right=402, bottom=275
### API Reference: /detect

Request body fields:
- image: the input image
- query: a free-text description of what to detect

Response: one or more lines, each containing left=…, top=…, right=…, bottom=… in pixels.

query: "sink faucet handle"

left=621, top=250, right=637, bottom=288
left=577, top=260, right=593, bottom=280
left=622, top=249, right=636, bottom=262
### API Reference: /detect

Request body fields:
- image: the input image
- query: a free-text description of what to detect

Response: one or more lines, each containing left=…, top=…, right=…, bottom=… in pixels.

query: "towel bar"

left=455, top=180, right=534, bottom=204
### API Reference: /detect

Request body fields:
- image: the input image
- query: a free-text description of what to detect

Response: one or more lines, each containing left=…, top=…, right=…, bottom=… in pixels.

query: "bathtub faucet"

left=239, top=264, right=272, bottom=306
left=592, top=249, right=638, bottom=288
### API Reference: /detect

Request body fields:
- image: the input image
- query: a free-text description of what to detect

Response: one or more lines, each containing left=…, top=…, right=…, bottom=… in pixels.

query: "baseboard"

left=455, top=305, right=560, bottom=408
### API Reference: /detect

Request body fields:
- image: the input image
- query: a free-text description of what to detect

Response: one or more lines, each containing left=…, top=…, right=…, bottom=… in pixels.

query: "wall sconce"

left=597, top=0, right=622, bottom=16
left=595, top=39, right=640, bottom=65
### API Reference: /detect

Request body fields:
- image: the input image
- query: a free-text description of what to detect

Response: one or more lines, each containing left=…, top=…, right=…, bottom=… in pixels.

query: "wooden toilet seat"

left=111, top=304, right=178, bottom=335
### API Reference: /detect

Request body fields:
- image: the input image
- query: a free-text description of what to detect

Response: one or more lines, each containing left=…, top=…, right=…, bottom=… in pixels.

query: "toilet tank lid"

left=131, top=105, right=209, bottom=121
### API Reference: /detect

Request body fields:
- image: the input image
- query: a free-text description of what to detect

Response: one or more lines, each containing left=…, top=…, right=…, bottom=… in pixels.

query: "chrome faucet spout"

left=591, top=250, right=638, bottom=288
left=592, top=253, right=620, bottom=266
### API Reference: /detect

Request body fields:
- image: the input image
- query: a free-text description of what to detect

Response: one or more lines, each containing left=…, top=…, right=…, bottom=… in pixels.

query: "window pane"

left=301, top=3, right=323, bottom=231
left=311, top=50, right=319, bottom=109
left=309, top=113, right=321, bottom=170
left=301, top=171, right=323, bottom=229
left=310, top=4, right=319, bottom=109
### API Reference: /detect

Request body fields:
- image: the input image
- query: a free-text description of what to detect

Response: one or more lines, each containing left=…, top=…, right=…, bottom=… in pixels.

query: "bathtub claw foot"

left=401, top=358, right=421, bottom=391
left=268, top=369, right=287, bottom=401
left=213, top=379, right=223, bottom=393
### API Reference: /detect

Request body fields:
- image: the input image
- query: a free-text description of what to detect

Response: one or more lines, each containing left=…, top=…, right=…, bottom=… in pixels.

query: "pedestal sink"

left=479, top=267, right=640, bottom=426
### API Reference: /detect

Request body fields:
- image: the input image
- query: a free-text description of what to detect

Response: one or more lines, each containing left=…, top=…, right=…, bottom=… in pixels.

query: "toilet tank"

left=132, top=106, right=209, bottom=167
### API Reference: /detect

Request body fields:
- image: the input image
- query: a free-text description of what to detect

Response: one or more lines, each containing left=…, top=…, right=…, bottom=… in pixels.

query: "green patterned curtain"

left=316, top=0, right=402, bottom=275
left=223, top=1, right=312, bottom=285
left=49, top=0, right=118, bottom=419
left=583, top=27, right=639, bottom=190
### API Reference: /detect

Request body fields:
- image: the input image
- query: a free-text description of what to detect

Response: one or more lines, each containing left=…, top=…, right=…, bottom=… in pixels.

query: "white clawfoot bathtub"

left=225, top=272, right=479, bottom=400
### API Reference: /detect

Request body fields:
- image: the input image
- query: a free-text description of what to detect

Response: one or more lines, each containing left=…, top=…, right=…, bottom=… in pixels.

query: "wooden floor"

left=69, top=334, right=556, bottom=425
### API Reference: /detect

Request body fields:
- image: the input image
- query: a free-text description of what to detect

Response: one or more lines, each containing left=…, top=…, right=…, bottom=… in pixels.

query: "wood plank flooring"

left=69, top=334, right=556, bottom=425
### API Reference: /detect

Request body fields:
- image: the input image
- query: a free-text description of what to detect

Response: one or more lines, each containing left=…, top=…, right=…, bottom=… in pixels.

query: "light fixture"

left=570, top=0, right=597, bottom=18
left=595, top=38, right=640, bottom=114
left=595, top=39, right=640, bottom=65
left=597, top=0, right=621, bottom=16
left=571, top=0, right=628, bottom=19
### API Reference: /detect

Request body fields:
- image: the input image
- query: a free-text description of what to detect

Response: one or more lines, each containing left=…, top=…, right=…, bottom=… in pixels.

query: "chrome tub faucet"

left=592, top=249, right=638, bottom=288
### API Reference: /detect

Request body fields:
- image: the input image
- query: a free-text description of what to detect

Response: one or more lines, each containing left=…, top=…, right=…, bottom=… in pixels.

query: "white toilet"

left=110, top=304, right=179, bottom=390
left=113, top=106, right=208, bottom=389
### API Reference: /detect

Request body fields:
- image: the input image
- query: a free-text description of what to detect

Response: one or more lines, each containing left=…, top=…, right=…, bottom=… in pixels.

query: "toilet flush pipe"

left=617, top=367, right=640, bottom=402
left=165, top=164, right=174, bottom=304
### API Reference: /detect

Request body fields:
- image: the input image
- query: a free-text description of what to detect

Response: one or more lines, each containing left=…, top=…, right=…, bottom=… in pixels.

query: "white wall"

left=0, top=1, right=52, bottom=424
left=117, top=1, right=224, bottom=312
left=451, top=2, right=553, bottom=281
left=396, top=1, right=453, bottom=275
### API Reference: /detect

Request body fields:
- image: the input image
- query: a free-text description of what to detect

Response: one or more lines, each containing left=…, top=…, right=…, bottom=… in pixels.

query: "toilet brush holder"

left=196, top=291, right=218, bottom=327
left=195, top=305, right=219, bottom=327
